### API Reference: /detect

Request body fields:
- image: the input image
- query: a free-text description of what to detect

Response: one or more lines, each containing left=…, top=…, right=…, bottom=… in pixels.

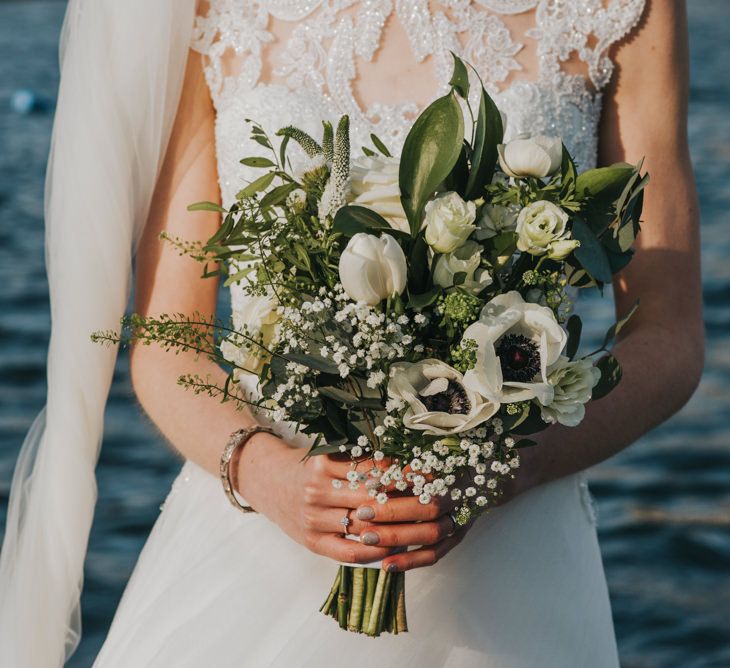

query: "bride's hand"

left=366, top=461, right=539, bottom=573
left=236, top=431, right=398, bottom=565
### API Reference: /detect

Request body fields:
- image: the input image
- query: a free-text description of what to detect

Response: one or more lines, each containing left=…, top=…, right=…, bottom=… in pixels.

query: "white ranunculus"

left=339, top=232, right=407, bottom=305
left=433, top=241, right=492, bottom=294
left=221, top=293, right=280, bottom=377
left=388, top=359, right=498, bottom=435
left=497, top=134, right=562, bottom=179
left=462, top=290, right=567, bottom=405
left=541, top=356, right=601, bottom=427
left=349, top=155, right=409, bottom=233
left=515, top=200, right=579, bottom=259
left=475, top=203, right=519, bottom=240
left=423, top=191, right=477, bottom=253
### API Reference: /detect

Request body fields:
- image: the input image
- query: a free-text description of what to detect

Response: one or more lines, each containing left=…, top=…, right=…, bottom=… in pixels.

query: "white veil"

left=0, top=1, right=197, bottom=665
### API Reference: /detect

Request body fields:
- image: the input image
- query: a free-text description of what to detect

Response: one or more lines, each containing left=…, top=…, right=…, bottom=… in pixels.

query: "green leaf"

left=565, top=314, right=583, bottom=360
left=571, top=217, right=613, bottom=284
left=591, top=354, right=622, bottom=400
left=509, top=403, right=550, bottom=435
left=407, top=287, right=440, bottom=310
left=448, top=52, right=470, bottom=99
left=187, top=201, right=227, bottom=213
left=362, top=146, right=376, bottom=157
left=514, top=438, right=537, bottom=448
left=370, top=133, right=391, bottom=158
left=399, top=92, right=464, bottom=236
left=443, top=142, right=469, bottom=196
left=284, top=352, right=340, bottom=375
left=240, top=156, right=276, bottom=168
left=279, top=133, right=290, bottom=169
left=560, top=144, right=577, bottom=199
left=407, top=234, right=431, bottom=294
left=490, top=231, right=517, bottom=256
left=259, top=182, right=299, bottom=209
left=236, top=172, right=276, bottom=199
left=600, top=300, right=639, bottom=350
left=332, top=204, right=390, bottom=236
left=575, top=164, right=635, bottom=203
left=464, top=84, right=504, bottom=200
left=318, top=386, right=358, bottom=405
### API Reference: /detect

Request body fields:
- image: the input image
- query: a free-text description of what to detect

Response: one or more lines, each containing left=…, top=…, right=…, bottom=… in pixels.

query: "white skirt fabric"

left=94, top=432, right=619, bottom=667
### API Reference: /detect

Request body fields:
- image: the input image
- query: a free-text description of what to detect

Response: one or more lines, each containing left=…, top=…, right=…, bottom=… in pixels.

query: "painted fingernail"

left=361, top=531, right=379, bottom=545
left=356, top=506, right=375, bottom=521
left=387, top=563, right=399, bottom=573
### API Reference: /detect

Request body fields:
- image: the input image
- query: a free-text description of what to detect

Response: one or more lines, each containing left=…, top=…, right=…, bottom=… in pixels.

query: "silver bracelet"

left=220, top=425, right=275, bottom=513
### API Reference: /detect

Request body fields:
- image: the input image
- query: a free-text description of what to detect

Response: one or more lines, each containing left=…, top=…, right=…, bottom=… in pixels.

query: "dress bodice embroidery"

left=192, top=0, right=645, bottom=207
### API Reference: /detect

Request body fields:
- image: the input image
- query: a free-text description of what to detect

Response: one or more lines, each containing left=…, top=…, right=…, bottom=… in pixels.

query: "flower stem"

left=395, top=571, right=408, bottom=633
left=336, top=565, right=350, bottom=629
left=347, top=567, right=365, bottom=631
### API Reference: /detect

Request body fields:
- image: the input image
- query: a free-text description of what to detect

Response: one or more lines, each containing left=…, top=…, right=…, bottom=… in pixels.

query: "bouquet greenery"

left=93, top=55, right=647, bottom=637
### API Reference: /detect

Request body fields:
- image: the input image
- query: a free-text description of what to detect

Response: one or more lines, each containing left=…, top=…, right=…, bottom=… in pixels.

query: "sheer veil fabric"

left=0, top=2, right=196, bottom=665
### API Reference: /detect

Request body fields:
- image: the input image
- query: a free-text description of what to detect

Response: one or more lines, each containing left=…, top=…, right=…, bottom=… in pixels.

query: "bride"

left=0, top=1, right=703, bottom=666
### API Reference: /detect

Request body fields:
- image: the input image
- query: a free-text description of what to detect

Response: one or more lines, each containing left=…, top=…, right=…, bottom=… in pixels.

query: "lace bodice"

left=192, top=0, right=645, bottom=211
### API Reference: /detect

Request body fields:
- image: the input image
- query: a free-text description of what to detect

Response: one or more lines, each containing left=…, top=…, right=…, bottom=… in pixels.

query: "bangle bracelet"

left=220, top=425, right=275, bottom=513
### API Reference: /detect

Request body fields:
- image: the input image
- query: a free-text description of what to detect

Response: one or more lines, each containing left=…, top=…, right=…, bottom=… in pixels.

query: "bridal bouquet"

left=94, top=55, right=646, bottom=636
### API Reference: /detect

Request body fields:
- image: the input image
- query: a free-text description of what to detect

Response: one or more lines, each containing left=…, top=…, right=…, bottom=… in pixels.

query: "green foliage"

left=399, top=92, right=464, bottom=236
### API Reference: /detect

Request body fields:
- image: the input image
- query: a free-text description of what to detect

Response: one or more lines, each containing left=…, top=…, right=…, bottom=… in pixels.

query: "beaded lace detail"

left=192, top=0, right=644, bottom=206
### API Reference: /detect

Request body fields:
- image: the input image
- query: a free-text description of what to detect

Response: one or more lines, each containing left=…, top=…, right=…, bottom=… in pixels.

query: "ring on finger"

left=446, top=511, right=458, bottom=537
left=339, top=509, right=354, bottom=536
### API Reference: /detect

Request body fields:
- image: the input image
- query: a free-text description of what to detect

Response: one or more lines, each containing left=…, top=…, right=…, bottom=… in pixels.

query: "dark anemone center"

left=496, top=334, right=541, bottom=383
left=419, top=379, right=471, bottom=415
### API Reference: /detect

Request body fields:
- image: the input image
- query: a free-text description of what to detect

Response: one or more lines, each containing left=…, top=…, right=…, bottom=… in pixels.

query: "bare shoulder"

left=600, top=0, right=690, bottom=165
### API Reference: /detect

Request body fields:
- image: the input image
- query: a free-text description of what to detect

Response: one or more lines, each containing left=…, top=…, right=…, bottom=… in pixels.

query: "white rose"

left=388, top=359, right=498, bottom=435
left=541, top=356, right=600, bottom=427
left=433, top=240, right=492, bottom=294
left=221, top=292, right=279, bottom=377
left=338, top=232, right=407, bottom=305
left=497, top=134, right=562, bottom=179
left=462, top=290, right=567, bottom=405
left=349, top=155, right=409, bottom=233
left=475, top=203, right=519, bottom=240
left=423, top=191, right=477, bottom=253
left=515, top=200, right=579, bottom=259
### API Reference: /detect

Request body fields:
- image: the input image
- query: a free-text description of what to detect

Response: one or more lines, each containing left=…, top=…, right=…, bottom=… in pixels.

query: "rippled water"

left=1, top=1, right=728, bottom=666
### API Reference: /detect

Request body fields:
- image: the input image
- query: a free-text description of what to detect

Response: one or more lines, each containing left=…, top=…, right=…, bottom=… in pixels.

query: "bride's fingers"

left=311, top=533, right=392, bottom=565
left=381, top=526, right=469, bottom=573
left=354, top=494, right=451, bottom=523
left=357, top=514, right=456, bottom=547
left=303, top=507, right=371, bottom=536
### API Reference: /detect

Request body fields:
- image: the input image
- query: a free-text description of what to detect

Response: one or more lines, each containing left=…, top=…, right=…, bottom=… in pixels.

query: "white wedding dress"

left=94, top=2, right=645, bottom=666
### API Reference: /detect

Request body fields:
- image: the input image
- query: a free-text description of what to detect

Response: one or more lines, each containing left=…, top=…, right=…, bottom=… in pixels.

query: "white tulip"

left=388, top=359, right=498, bottom=435
left=541, top=356, right=601, bottom=427
left=515, top=200, right=579, bottom=259
left=433, top=241, right=492, bottom=294
left=349, top=155, right=409, bottom=233
left=423, top=191, right=477, bottom=254
left=497, top=134, right=562, bottom=179
left=462, top=290, right=567, bottom=405
left=338, top=233, right=407, bottom=305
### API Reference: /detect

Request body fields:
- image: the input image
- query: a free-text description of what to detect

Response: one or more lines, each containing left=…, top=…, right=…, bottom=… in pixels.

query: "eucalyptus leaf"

left=285, top=352, right=340, bottom=375
left=575, top=164, right=635, bottom=203
left=565, top=314, right=583, bottom=360
left=240, top=156, right=276, bottom=168
left=592, top=354, right=622, bottom=400
left=571, top=217, right=613, bottom=284
left=187, top=201, right=227, bottom=213
left=399, top=92, right=464, bottom=236
left=601, top=300, right=639, bottom=350
left=237, top=172, right=276, bottom=199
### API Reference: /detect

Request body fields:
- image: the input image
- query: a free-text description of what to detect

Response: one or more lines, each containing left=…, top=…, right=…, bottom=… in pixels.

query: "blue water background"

left=0, top=2, right=728, bottom=665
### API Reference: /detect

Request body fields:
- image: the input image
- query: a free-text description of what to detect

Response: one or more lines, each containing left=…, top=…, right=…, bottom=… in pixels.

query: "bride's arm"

left=376, top=2, right=704, bottom=573
left=511, top=0, right=703, bottom=487
left=130, top=50, right=441, bottom=565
